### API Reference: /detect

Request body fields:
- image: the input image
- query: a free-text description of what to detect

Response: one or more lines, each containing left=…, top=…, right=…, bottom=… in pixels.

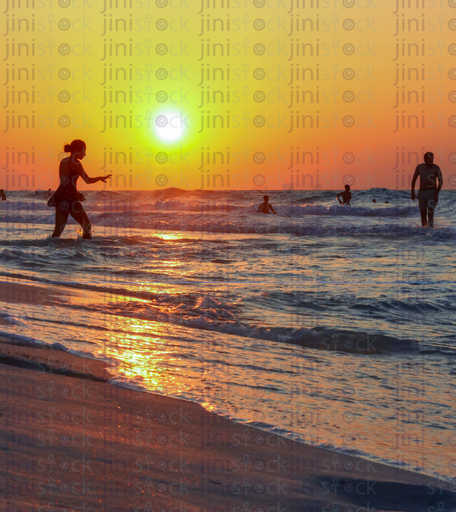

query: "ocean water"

left=1, top=188, right=455, bottom=481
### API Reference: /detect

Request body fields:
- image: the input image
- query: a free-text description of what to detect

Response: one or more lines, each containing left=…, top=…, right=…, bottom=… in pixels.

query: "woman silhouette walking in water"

left=48, top=140, right=111, bottom=239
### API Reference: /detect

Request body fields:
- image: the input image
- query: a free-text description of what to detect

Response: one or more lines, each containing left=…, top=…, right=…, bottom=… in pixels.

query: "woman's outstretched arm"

left=75, top=161, right=111, bottom=184
left=84, top=175, right=111, bottom=184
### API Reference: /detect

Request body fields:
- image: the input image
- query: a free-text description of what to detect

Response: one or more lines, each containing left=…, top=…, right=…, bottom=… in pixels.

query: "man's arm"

left=269, top=204, right=277, bottom=214
left=411, top=167, right=419, bottom=200
left=336, top=192, right=342, bottom=203
left=434, top=168, right=443, bottom=201
left=436, top=168, right=443, bottom=193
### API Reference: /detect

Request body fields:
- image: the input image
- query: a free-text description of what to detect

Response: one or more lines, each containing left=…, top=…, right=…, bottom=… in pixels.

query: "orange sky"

left=1, top=1, right=456, bottom=190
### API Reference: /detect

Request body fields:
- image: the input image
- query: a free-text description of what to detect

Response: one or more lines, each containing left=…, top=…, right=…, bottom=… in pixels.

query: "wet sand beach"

left=1, top=286, right=455, bottom=512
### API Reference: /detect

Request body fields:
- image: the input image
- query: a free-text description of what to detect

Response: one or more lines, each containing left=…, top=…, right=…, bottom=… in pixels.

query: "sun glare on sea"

left=154, top=109, right=186, bottom=142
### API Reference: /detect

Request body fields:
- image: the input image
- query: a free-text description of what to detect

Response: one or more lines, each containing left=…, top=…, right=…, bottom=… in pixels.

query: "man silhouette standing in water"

left=258, top=195, right=277, bottom=214
left=336, top=185, right=352, bottom=205
left=411, top=152, right=443, bottom=228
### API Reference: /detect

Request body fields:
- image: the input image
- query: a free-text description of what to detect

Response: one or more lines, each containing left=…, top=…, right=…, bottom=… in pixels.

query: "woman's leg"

left=69, top=202, right=92, bottom=239
left=51, top=207, right=69, bottom=237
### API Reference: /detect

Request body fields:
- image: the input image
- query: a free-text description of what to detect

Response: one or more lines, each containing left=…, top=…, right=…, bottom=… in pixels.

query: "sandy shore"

left=0, top=284, right=455, bottom=511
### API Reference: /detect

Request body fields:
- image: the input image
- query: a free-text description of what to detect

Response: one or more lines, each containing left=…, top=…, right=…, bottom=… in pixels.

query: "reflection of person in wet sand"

left=411, top=152, right=443, bottom=228
left=336, top=185, right=352, bottom=205
left=258, top=195, right=277, bottom=214
left=47, top=140, right=111, bottom=239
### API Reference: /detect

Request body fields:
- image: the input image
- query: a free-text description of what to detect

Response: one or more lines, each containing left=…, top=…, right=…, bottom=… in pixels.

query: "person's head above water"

left=64, top=139, right=86, bottom=160
left=344, top=185, right=350, bottom=191
left=424, top=151, right=434, bottom=165
left=263, top=195, right=269, bottom=202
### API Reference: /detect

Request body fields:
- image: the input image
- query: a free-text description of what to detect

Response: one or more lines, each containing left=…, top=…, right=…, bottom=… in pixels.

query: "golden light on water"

left=154, top=233, right=187, bottom=241
left=102, top=316, right=185, bottom=391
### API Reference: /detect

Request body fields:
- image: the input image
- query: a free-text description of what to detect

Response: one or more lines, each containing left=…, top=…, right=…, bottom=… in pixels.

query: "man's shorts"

left=417, top=190, right=438, bottom=212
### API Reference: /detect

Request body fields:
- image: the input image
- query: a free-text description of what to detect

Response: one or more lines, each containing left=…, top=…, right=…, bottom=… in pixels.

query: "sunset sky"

left=1, top=0, right=456, bottom=190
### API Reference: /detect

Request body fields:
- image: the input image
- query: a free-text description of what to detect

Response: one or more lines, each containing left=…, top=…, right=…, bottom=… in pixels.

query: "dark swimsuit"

left=47, top=157, right=85, bottom=210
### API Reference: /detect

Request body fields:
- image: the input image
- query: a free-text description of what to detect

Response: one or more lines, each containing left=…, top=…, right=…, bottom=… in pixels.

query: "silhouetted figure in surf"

left=47, top=140, right=111, bottom=239
left=0, top=189, right=6, bottom=201
left=411, top=152, right=443, bottom=228
left=258, top=195, right=277, bottom=214
left=336, top=185, right=352, bottom=205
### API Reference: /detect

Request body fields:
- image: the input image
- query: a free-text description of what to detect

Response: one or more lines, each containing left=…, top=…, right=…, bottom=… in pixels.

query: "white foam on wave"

left=0, top=311, right=26, bottom=326
left=0, top=330, right=47, bottom=346
left=2, top=188, right=456, bottom=237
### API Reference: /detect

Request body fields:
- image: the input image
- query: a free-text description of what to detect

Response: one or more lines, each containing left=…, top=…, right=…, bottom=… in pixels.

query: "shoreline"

left=1, top=280, right=455, bottom=511
left=1, top=330, right=450, bottom=485
left=1, top=335, right=455, bottom=511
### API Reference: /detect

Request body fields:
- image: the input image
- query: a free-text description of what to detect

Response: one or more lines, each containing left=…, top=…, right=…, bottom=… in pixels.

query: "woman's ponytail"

left=64, top=140, right=86, bottom=154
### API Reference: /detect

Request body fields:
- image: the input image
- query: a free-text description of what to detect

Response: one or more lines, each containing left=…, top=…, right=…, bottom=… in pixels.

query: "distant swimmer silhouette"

left=0, top=189, right=6, bottom=201
left=258, top=195, right=277, bottom=214
left=411, top=151, right=443, bottom=228
left=47, top=140, right=111, bottom=239
left=336, top=185, right=352, bottom=205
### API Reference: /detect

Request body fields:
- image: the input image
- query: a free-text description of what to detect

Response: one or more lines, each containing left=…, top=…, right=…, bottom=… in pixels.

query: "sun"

left=154, top=109, right=187, bottom=142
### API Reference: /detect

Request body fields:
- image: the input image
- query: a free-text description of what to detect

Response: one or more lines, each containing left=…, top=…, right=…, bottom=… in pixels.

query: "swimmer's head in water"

left=345, top=185, right=350, bottom=191
left=424, top=152, right=434, bottom=164
left=263, top=195, right=269, bottom=201
left=64, top=140, right=86, bottom=159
